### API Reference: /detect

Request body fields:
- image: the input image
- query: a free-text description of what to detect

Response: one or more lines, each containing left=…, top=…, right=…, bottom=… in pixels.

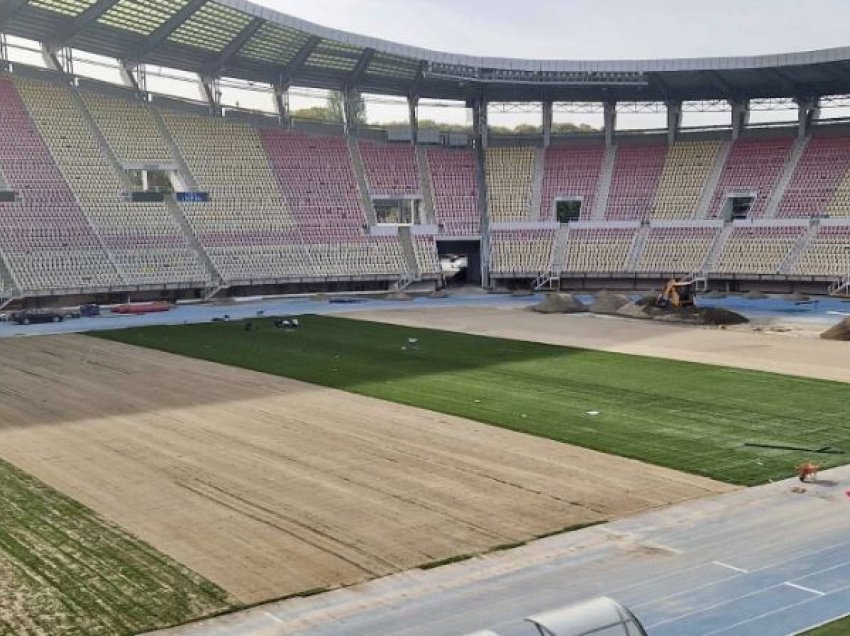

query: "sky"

left=249, top=0, right=850, bottom=128
left=7, top=0, right=850, bottom=129
left=256, top=0, right=849, bottom=60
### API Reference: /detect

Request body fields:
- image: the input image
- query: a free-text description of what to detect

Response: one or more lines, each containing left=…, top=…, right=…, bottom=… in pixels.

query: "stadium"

left=0, top=0, right=849, bottom=635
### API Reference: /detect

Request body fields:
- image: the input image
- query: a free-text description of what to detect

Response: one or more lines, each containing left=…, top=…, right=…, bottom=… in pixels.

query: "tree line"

left=290, top=92, right=598, bottom=134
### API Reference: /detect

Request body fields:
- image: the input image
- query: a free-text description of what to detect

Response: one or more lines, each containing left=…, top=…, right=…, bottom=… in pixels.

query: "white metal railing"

left=829, top=275, right=850, bottom=297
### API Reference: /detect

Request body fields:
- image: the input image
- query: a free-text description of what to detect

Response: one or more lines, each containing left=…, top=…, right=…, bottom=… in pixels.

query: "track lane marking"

left=713, top=561, right=749, bottom=574
left=702, top=580, right=850, bottom=635
left=646, top=556, right=850, bottom=631
left=785, top=582, right=826, bottom=596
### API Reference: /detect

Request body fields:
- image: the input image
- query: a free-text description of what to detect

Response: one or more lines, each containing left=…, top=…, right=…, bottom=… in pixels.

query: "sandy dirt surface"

left=347, top=307, right=850, bottom=383
left=0, top=335, right=731, bottom=604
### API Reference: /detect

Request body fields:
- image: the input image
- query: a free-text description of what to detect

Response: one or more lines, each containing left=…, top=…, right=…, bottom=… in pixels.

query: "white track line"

left=646, top=555, right=850, bottom=630
left=636, top=540, right=850, bottom=611
left=785, top=582, right=826, bottom=596
left=713, top=561, right=749, bottom=574
left=703, top=580, right=850, bottom=635
left=264, top=612, right=284, bottom=624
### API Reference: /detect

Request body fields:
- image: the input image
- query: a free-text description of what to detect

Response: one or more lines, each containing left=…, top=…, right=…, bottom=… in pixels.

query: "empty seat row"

left=486, top=147, right=535, bottom=222
left=490, top=229, right=557, bottom=275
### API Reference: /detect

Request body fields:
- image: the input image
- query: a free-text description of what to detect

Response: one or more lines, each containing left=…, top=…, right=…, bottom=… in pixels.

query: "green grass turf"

left=802, top=616, right=850, bottom=635
left=0, top=457, right=231, bottom=635
left=94, top=315, right=850, bottom=487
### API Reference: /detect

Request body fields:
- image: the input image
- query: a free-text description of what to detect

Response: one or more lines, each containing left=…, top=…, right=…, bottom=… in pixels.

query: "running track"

left=154, top=467, right=850, bottom=636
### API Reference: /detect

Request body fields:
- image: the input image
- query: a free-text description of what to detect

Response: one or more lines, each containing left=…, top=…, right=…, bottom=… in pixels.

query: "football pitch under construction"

left=0, top=311, right=847, bottom=634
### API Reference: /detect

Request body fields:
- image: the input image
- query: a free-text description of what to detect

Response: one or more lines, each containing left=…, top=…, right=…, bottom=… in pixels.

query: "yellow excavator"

left=656, top=278, right=697, bottom=308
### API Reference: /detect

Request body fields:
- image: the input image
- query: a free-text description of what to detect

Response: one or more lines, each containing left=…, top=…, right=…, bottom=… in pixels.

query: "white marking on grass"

left=713, top=561, right=749, bottom=574
left=784, top=581, right=826, bottom=596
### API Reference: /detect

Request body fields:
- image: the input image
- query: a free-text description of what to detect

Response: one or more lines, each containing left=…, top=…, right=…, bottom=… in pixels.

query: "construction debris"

left=821, top=317, right=850, bottom=341
left=589, top=291, right=631, bottom=314
left=531, top=294, right=588, bottom=315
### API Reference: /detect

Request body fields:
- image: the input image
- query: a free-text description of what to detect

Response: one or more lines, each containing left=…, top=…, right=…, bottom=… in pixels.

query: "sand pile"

left=701, top=307, right=750, bottom=326
left=532, top=294, right=588, bottom=314
left=615, top=302, right=651, bottom=320
left=590, top=291, right=631, bottom=314
left=745, top=290, right=769, bottom=300
left=821, top=317, right=850, bottom=341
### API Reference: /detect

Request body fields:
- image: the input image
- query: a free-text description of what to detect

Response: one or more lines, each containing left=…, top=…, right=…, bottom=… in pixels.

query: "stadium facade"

left=1, top=0, right=850, bottom=305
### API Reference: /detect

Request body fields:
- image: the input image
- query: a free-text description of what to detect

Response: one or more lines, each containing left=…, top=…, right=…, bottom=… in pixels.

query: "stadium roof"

left=4, top=0, right=850, bottom=103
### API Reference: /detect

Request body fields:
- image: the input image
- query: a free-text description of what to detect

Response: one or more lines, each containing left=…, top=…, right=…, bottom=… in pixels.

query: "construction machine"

left=656, top=278, right=697, bottom=308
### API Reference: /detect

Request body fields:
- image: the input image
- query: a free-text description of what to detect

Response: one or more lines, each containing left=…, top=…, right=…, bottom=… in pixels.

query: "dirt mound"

left=532, top=294, right=588, bottom=314
left=590, top=293, right=631, bottom=314
left=615, top=301, right=748, bottom=326
left=615, top=302, right=652, bottom=320
left=821, top=317, right=850, bottom=341
left=701, top=307, right=750, bottom=326
left=785, top=292, right=811, bottom=302
left=745, top=290, right=769, bottom=300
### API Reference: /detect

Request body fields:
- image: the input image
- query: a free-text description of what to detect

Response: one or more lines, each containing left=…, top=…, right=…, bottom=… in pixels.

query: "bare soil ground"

left=347, top=307, right=850, bottom=383
left=0, top=335, right=731, bottom=604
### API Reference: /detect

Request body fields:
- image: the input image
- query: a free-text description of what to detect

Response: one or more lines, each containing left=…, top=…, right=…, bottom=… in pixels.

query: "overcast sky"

left=255, top=0, right=850, bottom=60
left=248, top=0, right=850, bottom=128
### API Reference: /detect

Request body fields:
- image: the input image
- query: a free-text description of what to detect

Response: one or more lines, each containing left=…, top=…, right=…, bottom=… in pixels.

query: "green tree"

left=328, top=91, right=366, bottom=126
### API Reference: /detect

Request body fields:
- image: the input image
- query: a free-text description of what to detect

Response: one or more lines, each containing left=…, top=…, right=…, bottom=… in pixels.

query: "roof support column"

left=408, top=95, right=419, bottom=145
left=796, top=97, right=820, bottom=140
left=542, top=100, right=553, bottom=148
left=603, top=100, right=617, bottom=147
left=343, top=89, right=361, bottom=136
left=0, top=34, right=7, bottom=64
left=40, top=43, right=65, bottom=74
left=666, top=100, right=682, bottom=145
left=730, top=99, right=749, bottom=141
left=119, top=61, right=141, bottom=93
left=273, top=83, right=289, bottom=127
left=199, top=74, right=221, bottom=116
left=472, top=98, right=489, bottom=149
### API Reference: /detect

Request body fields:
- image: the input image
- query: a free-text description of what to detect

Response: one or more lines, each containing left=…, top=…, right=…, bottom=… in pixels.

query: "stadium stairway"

left=765, top=136, right=810, bottom=218
left=626, top=224, right=651, bottom=271
left=415, top=145, right=437, bottom=224
left=550, top=224, right=571, bottom=276
left=778, top=219, right=820, bottom=274
left=163, top=194, right=223, bottom=291
left=347, top=137, right=378, bottom=227
left=704, top=223, right=735, bottom=272
left=397, top=226, right=421, bottom=280
left=150, top=106, right=200, bottom=190
left=591, top=145, right=617, bottom=219
left=0, top=252, right=20, bottom=303
left=530, top=147, right=545, bottom=221
left=695, top=141, right=732, bottom=219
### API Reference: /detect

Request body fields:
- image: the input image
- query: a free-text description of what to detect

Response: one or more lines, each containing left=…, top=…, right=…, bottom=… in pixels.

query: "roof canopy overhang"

left=4, top=0, right=850, bottom=103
